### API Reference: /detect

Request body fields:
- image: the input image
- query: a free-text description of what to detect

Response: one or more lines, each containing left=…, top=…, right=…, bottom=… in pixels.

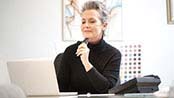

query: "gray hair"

left=81, top=1, right=108, bottom=23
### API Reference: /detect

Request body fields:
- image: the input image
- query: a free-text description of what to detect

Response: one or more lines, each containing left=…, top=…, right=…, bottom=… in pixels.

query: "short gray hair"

left=81, top=1, right=108, bottom=23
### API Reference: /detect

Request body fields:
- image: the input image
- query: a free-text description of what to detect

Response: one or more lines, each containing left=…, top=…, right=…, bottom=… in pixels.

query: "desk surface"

left=27, top=93, right=169, bottom=98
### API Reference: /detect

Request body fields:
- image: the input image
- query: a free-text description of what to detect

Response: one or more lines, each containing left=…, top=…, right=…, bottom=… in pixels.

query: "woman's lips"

left=84, top=30, right=92, bottom=32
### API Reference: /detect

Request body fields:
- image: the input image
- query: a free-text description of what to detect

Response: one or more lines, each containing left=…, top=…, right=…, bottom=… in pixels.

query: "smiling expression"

left=81, top=9, right=107, bottom=44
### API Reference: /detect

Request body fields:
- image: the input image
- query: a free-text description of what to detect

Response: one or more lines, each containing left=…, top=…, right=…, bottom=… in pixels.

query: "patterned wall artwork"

left=119, top=43, right=142, bottom=84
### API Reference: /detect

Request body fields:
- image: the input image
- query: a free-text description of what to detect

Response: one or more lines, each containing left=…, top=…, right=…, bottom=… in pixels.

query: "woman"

left=56, top=1, right=121, bottom=94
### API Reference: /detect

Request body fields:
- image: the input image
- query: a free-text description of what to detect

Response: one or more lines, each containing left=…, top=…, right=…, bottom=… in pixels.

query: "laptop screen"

left=7, top=58, right=59, bottom=96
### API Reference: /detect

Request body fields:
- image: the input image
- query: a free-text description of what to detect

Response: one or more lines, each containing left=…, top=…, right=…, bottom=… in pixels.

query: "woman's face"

left=81, top=9, right=107, bottom=43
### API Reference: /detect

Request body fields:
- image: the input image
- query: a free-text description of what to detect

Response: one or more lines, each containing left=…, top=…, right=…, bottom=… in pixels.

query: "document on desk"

left=78, top=93, right=115, bottom=97
left=124, top=93, right=155, bottom=97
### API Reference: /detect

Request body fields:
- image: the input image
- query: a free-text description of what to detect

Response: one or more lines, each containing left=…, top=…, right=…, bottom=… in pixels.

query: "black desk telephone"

left=114, top=75, right=161, bottom=94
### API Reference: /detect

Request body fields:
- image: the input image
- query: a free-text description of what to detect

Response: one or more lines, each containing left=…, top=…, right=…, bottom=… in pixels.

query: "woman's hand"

left=76, top=42, right=93, bottom=72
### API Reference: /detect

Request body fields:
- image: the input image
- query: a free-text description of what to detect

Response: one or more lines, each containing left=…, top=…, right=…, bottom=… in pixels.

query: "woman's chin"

left=83, top=35, right=91, bottom=39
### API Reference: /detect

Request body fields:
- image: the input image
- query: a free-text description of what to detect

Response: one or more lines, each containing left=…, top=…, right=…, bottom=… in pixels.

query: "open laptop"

left=7, top=58, right=77, bottom=97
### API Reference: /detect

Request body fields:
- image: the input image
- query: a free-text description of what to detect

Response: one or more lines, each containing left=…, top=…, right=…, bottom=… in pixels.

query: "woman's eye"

left=82, top=21, right=85, bottom=24
left=89, top=20, right=96, bottom=23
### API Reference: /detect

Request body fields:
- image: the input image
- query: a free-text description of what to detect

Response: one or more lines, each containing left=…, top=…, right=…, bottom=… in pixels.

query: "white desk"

left=27, top=93, right=169, bottom=98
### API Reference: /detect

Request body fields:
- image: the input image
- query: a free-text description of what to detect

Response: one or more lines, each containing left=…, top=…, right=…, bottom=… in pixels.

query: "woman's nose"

left=84, top=22, right=89, bottom=27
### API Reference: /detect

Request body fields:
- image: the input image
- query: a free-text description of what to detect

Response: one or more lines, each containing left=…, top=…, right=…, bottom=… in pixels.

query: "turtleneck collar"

left=87, top=39, right=105, bottom=50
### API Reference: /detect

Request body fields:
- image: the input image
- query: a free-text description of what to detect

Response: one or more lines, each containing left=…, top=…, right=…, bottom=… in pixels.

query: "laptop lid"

left=7, top=58, right=59, bottom=96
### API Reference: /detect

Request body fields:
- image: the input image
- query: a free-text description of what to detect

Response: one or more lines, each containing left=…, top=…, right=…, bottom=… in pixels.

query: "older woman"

left=56, top=1, right=121, bottom=94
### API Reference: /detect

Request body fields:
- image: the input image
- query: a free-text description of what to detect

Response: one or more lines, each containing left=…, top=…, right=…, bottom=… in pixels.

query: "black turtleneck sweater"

left=57, top=39, right=121, bottom=94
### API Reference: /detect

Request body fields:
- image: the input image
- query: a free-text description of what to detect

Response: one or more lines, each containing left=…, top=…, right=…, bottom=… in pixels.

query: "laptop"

left=7, top=58, right=77, bottom=97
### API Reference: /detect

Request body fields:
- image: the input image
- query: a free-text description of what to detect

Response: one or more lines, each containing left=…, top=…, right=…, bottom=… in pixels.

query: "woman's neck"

left=88, top=34, right=103, bottom=44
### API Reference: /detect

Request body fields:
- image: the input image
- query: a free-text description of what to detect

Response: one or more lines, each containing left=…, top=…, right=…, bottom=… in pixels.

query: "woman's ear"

left=102, top=22, right=108, bottom=30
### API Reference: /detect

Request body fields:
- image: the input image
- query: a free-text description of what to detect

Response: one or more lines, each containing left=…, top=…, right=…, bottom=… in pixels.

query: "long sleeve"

left=86, top=50, right=121, bottom=93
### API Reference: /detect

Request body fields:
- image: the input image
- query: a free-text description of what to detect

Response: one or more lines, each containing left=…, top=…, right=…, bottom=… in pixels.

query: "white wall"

left=122, top=0, right=174, bottom=88
left=0, top=0, right=174, bottom=88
